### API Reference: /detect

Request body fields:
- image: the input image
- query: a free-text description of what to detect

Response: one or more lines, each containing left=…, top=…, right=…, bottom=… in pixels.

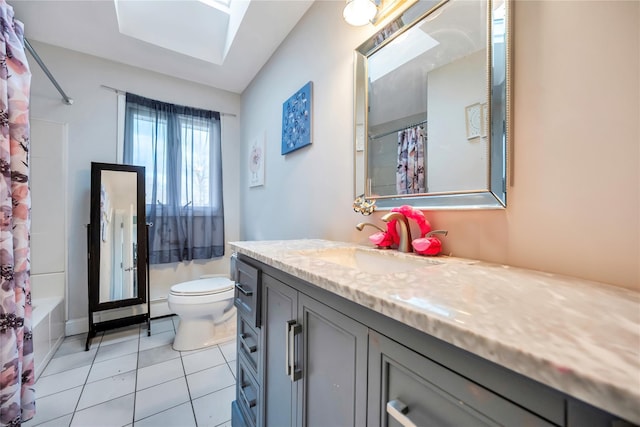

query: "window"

left=129, top=111, right=216, bottom=209
left=123, top=93, right=224, bottom=264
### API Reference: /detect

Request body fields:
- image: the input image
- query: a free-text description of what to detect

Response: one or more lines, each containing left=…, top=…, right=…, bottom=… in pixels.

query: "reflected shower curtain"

left=0, top=1, right=35, bottom=425
left=396, top=125, right=426, bottom=194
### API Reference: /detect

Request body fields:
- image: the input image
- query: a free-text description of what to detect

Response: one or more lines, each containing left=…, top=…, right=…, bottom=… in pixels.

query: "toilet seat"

left=170, top=277, right=234, bottom=297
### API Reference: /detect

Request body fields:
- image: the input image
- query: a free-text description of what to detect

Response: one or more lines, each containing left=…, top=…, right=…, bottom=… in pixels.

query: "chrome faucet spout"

left=381, top=212, right=412, bottom=253
left=356, top=222, right=385, bottom=233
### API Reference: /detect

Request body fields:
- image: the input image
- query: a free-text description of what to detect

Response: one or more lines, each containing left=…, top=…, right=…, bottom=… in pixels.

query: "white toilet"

left=167, top=275, right=236, bottom=351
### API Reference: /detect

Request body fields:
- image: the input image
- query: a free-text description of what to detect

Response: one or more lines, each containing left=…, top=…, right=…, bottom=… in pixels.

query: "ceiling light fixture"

left=343, top=0, right=377, bottom=27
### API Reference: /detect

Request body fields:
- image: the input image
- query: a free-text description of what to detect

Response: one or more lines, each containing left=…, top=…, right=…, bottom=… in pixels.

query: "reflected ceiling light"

left=343, top=0, right=377, bottom=27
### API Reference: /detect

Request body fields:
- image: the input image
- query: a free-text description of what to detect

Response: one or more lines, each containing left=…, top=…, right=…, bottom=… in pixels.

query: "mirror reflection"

left=89, top=161, right=147, bottom=314
left=87, top=162, right=148, bottom=349
left=354, top=0, right=510, bottom=209
left=98, top=170, right=139, bottom=303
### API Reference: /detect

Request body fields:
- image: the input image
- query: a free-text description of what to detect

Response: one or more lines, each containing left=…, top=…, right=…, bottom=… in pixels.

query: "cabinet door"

left=567, top=399, right=637, bottom=427
left=368, top=331, right=556, bottom=427
left=262, top=274, right=298, bottom=427
left=298, top=294, right=368, bottom=427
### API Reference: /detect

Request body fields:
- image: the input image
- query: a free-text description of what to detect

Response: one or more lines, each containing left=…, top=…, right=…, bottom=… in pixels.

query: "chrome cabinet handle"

left=235, top=283, right=253, bottom=296
left=285, top=321, right=291, bottom=377
left=285, top=320, right=302, bottom=382
left=239, top=333, right=257, bottom=353
left=287, top=320, right=296, bottom=382
left=387, top=400, right=418, bottom=427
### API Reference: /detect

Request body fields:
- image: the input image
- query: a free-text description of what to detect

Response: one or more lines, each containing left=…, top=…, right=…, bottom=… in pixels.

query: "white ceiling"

left=10, top=0, right=314, bottom=94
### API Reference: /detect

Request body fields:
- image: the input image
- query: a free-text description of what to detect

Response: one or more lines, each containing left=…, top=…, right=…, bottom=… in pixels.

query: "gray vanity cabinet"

left=368, top=331, right=555, bottom=427
left=233, top=253, right=637, bottom=427
left=262, top=273, right=368, bottom=427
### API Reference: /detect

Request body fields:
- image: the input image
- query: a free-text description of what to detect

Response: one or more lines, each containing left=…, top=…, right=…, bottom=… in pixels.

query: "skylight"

left=198, top=0, right=231, bottom=13
left=113, top=0, right=247, bottom=65
left=368, top=29, right=440, bottom=82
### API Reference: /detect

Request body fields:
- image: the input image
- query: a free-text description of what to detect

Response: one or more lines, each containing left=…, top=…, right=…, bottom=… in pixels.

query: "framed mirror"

left=87, top=162, right=148, bottom=348
left=354, top=0, right=511, bottom=210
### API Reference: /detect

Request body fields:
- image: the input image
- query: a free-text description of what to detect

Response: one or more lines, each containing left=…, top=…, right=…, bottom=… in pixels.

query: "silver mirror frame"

left=353, top=0, right=512, bottom=210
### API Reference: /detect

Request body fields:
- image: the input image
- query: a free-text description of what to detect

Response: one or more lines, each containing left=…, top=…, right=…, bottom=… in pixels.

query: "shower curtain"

left=396, top=125, right=426, bottom=194
left=0, top=1, right=35, bottom=425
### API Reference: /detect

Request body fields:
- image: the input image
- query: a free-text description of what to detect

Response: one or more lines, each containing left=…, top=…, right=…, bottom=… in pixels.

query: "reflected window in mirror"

left=123, top=93, right=225, bottom=264
left=354, top=0, right=511, bottom=210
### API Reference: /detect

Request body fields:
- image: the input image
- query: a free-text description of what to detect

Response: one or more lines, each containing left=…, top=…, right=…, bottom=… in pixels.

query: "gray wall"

left=240, top=0, right=639, bottom=291
left=240, top=1, right=371, bottom=244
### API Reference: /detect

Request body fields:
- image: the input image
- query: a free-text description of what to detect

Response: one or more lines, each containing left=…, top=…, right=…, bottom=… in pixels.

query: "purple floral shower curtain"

left=0, top=1, right=35, bottom=425
left=396, top=125, right=426, bottom=195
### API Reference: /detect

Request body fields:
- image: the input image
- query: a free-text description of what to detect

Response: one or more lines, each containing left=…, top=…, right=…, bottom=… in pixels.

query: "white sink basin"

left=298, top=247, right=442, bottom=274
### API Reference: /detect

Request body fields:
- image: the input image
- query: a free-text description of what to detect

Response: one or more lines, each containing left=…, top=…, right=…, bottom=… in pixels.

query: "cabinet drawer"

left=236, top=353, right=260, bottom=427
left=369, top=332, right=556, bottom=427
left=234, top=258, right=261, bottom=328
left=238, top=314, right=260, bottom=376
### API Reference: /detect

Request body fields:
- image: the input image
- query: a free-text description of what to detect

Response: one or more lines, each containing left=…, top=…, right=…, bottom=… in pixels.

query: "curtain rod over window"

left=100, top=84, right=237, bottom=118
left=24, top=38, right=74, bottom=105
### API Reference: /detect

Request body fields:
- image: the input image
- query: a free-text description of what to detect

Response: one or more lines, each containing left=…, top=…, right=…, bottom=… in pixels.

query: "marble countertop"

left=230, top=239, right=640, bottom=424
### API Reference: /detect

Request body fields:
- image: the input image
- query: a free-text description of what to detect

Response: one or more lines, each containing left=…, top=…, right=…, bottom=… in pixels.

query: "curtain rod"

left=24, top=38, right=74, bottom=105
left=100, top=84, right=237, bottom=118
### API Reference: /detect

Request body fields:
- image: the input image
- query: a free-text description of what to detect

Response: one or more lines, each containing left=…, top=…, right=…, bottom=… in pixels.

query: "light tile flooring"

left=24, top=316, right=237, bottom=427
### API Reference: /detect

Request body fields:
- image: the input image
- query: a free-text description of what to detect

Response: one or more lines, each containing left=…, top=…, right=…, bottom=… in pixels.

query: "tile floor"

left=24, top=316, right=237, bottom=427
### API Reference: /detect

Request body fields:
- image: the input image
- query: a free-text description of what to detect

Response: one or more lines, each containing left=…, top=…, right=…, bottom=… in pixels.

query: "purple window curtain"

left=0, top=1, right=35, bottom=425
left=123, top=93, right=225, bottom=265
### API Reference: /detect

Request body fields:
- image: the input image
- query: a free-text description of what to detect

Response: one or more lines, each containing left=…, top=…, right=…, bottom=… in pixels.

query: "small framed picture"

left=465, top=103, right=482, bottom=140
left=282, top=81, right=312, bottom=155
left=248, top=133, right=265, bottom=187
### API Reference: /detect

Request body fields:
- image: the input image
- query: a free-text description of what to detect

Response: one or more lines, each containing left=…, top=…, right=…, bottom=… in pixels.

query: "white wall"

left=428, top=50, right=487, bottom=192
left=368, top=50, right=486, bottom=196
left=29, top=41, right=241, bottom=326
left=30, top=119, right=67, bottom=302
left=240, top=0, right=639, bottom=291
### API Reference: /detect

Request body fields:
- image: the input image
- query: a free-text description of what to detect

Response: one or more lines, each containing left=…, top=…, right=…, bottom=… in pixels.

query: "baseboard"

left=67, top=302, right=172, bottom=336
left=66, top=317, right=88, bottom=337
left=151, top=299, right=172, bottom=318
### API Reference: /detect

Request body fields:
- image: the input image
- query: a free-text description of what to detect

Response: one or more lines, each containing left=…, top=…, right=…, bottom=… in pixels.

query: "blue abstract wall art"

left=281, top=81, right=312, bottom=155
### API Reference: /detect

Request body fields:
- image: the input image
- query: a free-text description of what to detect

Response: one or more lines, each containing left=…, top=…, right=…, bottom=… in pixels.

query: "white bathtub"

left=32, top=297, right=65, bottom=381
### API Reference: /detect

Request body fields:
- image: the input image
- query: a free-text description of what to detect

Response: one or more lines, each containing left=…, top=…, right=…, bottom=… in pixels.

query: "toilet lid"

left=170, top=277, right=234, bottom=297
